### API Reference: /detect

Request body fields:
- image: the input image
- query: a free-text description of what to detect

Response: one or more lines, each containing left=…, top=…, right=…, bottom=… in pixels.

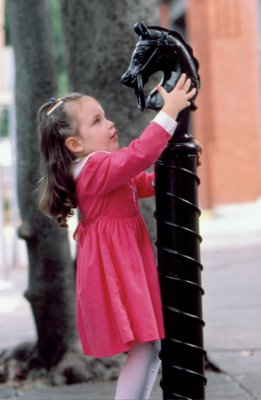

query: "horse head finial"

left=122, top=22, right=200, bottom=111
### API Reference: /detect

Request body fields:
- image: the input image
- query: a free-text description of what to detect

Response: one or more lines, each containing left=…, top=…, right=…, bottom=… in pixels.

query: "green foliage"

left=49, top=0, right=68, bottom=94
left=4, top=0, right=11, bottom=45
left=0, top=107, right=8, bottom=138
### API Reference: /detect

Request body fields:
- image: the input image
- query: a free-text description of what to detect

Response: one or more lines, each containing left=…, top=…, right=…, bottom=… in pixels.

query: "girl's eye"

left=94, top=118, right=100, bottom=124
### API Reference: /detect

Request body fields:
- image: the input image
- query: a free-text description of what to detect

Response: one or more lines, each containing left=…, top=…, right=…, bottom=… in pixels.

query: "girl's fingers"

left=187, top=87, right=197, bottom=99
left=175, top=73, right=187, bottom=88
left=156, top=84, right=167, bottom=98
left=183, top=78, right=192, bottom=92
left=157, top=78, right=197, bottom=106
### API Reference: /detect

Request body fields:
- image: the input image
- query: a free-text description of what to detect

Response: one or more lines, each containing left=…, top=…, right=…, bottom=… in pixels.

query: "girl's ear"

left=64, top=136, right=84, bottom=155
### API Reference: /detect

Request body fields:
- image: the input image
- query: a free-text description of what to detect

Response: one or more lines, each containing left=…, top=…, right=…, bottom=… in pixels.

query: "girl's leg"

left=115, top=341, right=157, bottom=400
left=141, top=341, right=161, bottom=400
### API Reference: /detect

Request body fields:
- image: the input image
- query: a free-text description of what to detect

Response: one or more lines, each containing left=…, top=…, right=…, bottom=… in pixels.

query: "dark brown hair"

left=37, top=93, right=84, bottom=228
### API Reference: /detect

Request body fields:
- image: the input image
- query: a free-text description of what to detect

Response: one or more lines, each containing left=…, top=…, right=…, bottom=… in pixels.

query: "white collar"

left=72, top=153, right=95, bottom=180
left=71, top=151, right=110, bottom=180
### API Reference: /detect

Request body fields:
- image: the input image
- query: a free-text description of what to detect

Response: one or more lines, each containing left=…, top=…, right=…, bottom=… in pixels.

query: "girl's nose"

left=107, top=119, right=114, bottom=129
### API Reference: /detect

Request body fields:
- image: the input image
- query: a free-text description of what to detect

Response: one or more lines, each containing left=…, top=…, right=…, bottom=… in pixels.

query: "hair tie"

left=47, top=98, right=64, bottom=116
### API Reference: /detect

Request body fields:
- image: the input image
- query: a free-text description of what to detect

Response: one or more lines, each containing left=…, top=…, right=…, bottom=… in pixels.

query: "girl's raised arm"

left=76, top=119, right=173, bottom=197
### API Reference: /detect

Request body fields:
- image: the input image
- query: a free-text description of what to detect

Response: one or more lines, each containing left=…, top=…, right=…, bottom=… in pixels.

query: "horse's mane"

left=146, top=25, right=199, bottom=72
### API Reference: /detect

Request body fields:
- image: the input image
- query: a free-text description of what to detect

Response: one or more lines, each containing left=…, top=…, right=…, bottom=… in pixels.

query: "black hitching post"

left=121, top=22, right=206, bottom=399
left=154, top=108, right=206, bottom=399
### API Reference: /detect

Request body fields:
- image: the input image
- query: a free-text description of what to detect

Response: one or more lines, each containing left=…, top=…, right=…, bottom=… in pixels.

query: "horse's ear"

left=133, top=22, right=149, bottom=36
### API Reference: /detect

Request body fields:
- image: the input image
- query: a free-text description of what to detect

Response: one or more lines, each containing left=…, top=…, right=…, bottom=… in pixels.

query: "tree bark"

left=8, top=0, right=77, bottom=370
left=59, top=0, right=160, bottom=236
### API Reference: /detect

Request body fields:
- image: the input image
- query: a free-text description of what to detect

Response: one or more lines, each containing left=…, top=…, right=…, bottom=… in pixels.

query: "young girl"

left=37, top=74, right=197, bottom=399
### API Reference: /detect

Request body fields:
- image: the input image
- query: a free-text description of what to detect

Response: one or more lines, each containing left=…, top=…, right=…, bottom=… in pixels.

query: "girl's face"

left=65, top=96, right=119, bottom=156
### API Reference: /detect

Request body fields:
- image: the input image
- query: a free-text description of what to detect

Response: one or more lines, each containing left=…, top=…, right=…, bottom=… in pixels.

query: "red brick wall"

left=187, top=0, right=261, bottom=209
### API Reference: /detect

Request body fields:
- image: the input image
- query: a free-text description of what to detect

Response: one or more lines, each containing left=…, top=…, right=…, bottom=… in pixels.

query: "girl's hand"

left=157, top=73, right=197, bottom=120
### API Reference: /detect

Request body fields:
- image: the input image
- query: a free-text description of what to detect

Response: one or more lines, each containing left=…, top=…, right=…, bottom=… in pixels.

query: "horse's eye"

left=134, top=51, right=145, bottom=62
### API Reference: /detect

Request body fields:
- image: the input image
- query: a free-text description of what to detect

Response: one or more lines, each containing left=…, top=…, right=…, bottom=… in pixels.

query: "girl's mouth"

left=111, top=131, right=118, bottom=141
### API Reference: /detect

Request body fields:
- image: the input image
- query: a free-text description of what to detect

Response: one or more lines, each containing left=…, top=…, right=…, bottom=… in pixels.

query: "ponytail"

left=37, top=93, right=83, bottom=227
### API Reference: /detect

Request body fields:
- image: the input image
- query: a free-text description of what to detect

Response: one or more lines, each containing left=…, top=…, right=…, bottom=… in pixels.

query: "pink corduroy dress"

left=74, top=121, right=171, bottom=358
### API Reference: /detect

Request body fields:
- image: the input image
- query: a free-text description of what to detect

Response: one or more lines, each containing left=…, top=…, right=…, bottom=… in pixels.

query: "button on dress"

left=74, top=122, right=171, bottom=357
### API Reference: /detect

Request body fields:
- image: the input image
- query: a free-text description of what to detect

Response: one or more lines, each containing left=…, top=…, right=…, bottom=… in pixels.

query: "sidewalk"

left=200, top=201, right=261, bottom=399
left=0, top=201, right=261, bottom=399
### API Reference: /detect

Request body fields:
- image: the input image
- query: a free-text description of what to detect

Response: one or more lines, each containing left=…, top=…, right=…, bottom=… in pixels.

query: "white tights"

left=115, top=341, right=161, bottom=400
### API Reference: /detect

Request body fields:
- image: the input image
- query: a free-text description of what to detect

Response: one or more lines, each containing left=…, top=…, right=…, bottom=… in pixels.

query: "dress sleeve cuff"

left=153, top=111, right=178, bottom=136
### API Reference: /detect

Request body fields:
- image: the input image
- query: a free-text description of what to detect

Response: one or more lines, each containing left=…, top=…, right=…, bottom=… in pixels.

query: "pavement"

left=0, top=200, right=261, bottom=399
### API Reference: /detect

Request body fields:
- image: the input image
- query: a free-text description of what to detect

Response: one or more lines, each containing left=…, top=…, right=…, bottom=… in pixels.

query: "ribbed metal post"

left=154, top=108, right=206, bottom=399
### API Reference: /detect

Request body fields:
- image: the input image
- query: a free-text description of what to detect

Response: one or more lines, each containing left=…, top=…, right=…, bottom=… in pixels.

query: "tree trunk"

left=59, top=0, right=160, bottom=237
left=8, top=0, right=77, bottom=370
